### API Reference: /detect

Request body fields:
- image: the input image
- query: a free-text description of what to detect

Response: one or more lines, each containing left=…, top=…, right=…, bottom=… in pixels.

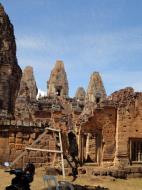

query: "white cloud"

left=16, top=27, right=142, bottom=65
left=16, top=34, right=70, bottom=55
left=70, top=27, right=142, bottom=68
left=16, top=36, right=46, bottom=50
left=36, top=89, right=47, bottom=99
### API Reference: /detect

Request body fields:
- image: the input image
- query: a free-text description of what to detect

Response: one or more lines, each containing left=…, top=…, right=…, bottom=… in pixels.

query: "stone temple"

left=0, top=4, right=22, bottom=116
left=0, top=4, right=142, bottom=177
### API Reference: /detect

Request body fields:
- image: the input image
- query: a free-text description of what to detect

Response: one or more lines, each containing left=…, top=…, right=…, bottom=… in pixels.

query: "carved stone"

left=21, top=66, right=38, bottom=101
left=86, top=72, right=106, bottom=104
left=75, top=87, right=86, bottom=101
left=0, top=3, right=22, bottom=115
left=47, top=60, right=69, bottom=97
left=15, top=66, right=37, bottom=121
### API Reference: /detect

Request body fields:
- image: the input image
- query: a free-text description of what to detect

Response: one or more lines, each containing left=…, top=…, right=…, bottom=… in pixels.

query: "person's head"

left=24, top=163, right=35, bottom=175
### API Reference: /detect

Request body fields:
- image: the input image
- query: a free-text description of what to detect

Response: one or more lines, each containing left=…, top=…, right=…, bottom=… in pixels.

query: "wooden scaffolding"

left=10, top=127, right=65, bottom=179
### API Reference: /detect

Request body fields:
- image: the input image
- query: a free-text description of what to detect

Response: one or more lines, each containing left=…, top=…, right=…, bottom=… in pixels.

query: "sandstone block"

left=9, top=133, right=15, bottom=137
left=23, top=134, right=30, bottom=139
left=30, top=133, right=36, bottom=139
left=29, top=138, right=33, bottom=144
left=29, top=157, right=36, bottom=163
left=15, top=144, right=22, bottom=150
left=9, top=137, right=15, bottom=143
left=16, top=137, right=22, bottom=144
left=16, top=132, right=23, bottom=138
left=29, top=151, right=36, bottom=157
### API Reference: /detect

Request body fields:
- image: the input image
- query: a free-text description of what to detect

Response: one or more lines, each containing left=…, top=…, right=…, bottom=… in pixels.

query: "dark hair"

left=24, top=163, right=35, bottom=175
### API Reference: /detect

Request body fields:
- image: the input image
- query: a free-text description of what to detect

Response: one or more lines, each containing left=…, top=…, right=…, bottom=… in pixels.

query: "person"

left=68, top=132, right=78, bottom=160
left=23, top=162, right=35, bottom=184
left=67, top=132, right=79, bottom=181
left=10, top=163, right=35, bottom=190
left=72, top=167, right=78, bottom=181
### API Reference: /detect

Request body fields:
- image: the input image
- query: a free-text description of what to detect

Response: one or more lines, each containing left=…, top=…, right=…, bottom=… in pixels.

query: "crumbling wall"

left=114, top=92, right=142, bottom=168
left=0, top=125, right=58, bottom=167
left=0, top=130, right=9, bottom=163
left=80, top=106, right=117, bottom=166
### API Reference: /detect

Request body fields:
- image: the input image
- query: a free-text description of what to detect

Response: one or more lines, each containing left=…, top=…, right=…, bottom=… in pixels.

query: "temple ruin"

left=0, top=4, right=22, bottom=116
left=0, top=3, right=142, bottom=176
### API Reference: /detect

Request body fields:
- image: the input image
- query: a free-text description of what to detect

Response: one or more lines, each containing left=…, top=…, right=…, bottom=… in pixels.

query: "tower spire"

left=0, top=3, right=5, bottom=15
left=47, top=60, right=69, bottom=97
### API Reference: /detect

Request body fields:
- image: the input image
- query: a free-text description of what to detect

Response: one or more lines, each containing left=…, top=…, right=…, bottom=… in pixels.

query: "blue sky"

left=1, top=0, right=142, bottom=97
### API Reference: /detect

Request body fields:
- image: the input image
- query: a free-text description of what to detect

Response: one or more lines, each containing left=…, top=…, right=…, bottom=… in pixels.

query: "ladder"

left=10, top=127, right=65, bottom=179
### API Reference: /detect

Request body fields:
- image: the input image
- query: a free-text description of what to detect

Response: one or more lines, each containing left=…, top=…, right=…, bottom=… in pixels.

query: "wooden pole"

left=25, top=147, right=62, bottom=153
left=59, top=131, right=65, bottom=179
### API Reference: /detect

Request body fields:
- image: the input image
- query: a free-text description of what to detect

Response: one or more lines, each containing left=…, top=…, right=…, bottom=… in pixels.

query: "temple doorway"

left=81, top=131, right=102, bottom=165
left=130, top=138, right=142, bottom=163
left=55, top=86, right=62, bottom=96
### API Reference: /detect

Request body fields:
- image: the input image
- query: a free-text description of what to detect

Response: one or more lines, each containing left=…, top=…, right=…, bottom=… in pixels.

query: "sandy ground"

left=0, top=167, right=142, bottom=190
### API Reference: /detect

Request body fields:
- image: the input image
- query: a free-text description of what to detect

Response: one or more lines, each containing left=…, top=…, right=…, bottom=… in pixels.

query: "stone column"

left=114, top=109, right=129, bottom=168
left=85, top=133, right=90, bottom=160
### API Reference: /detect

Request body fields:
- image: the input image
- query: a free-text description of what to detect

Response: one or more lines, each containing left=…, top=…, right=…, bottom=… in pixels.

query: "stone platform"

left=65, top=165, right=142, bottom=179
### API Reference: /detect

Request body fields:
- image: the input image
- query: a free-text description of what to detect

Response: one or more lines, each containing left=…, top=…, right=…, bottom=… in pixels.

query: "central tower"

left=47, top=60, right=69, bottom=97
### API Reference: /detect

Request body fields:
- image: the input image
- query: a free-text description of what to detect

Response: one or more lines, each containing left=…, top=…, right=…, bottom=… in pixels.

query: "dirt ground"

left=0, top=167, right=142, bottom=190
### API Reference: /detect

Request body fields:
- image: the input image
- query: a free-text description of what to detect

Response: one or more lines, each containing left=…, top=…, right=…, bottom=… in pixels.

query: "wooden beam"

left=45, top=127, right=60, bottom=132
left=25, top=147, right=62, bottom=153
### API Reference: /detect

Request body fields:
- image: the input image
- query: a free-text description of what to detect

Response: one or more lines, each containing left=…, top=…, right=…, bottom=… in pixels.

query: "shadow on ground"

left=74, top=184, right=109, bottom=190
left=41, top=184, right=109, bottom=190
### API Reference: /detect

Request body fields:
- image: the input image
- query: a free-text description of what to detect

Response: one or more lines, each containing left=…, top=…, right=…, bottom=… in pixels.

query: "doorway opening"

left=130, top=138, right=142, bottom=162
left=96, top=93, right=101, bottom=104
left=82, top=131, right=102, bottom=165
left=55, top=86, right=62, bottom=96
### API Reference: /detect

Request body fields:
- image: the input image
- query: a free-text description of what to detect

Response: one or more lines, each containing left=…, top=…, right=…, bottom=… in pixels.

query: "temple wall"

left=80, top=106, right=117, bottom=166
left=101, top=107, right=116, bottom=164
left=0, top=132, right=9, bottom=163
left=0, top=125, right=58, bottom=167
left=115, top=95, right=142, bottom=168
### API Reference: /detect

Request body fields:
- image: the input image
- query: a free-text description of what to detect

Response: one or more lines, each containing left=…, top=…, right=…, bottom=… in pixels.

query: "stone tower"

left=75, top=87, right=86, bottom=101
left=20, top=66, right=38, bottom=100
left=47, top=60, right=69, bottom=97
left=15, top=66, right=37, bottom=121
left=0, top=4, right=22, bottom=115
left=86, top=72, right=106, bottom=103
